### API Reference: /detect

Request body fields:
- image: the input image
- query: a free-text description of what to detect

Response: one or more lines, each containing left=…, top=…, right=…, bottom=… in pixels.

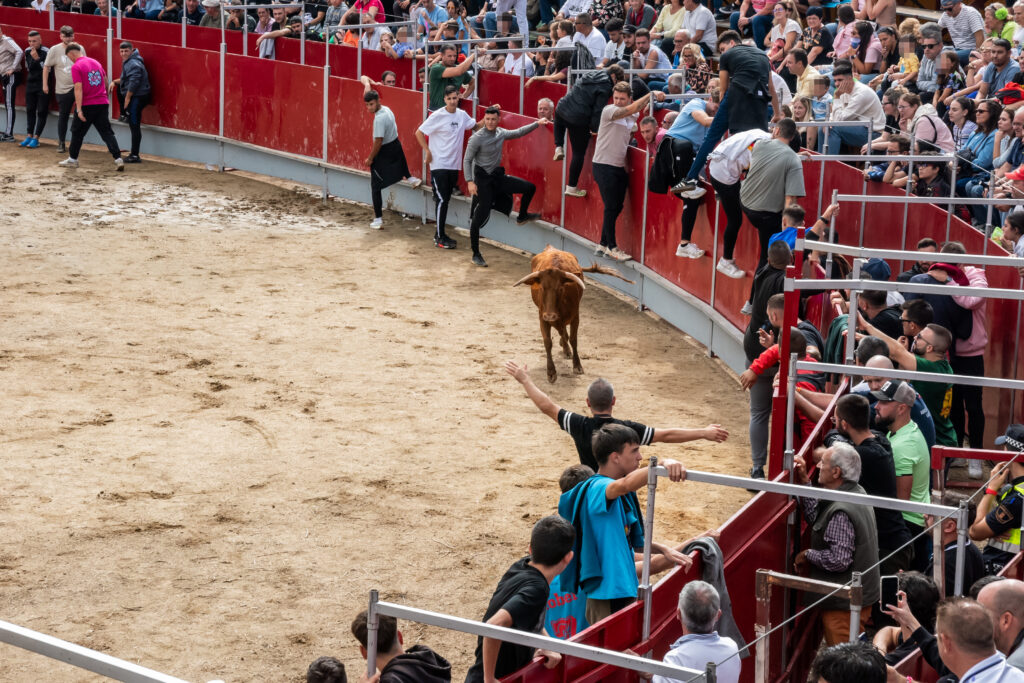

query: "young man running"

left=415, top=86, right=484, bottom=249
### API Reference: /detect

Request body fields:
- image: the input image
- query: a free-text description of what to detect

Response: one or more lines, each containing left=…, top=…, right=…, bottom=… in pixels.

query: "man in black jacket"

left=109, top=42, right=151, bottom=163
left=351, top=610, right=452, bottom=683
left=551, top=64, right=626, bottom=198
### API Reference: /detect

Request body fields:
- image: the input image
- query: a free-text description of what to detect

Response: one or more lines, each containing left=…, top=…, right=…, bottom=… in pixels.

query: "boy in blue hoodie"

left=558, top=423, right=689, bottom=625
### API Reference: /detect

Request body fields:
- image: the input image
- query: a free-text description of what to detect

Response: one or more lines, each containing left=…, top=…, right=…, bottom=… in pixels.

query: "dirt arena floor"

left=0, top=144, right=756, bottom=682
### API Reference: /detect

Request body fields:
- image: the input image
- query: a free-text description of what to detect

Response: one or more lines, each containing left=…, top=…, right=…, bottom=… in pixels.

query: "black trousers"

left=950, top=353, right=985, bottom=448
left=1, top=75, right=15, bottom=137
left=25, top=89, right=50, bottom=137
left=56, top=90, right=77, bottom=144
left=710, top=175, right=743, bottom=260
left=69, top=104, right=122, bottom=160
left=430, top=168, right=458, bottom=240
left=593, top=162, right=628, bottom=249
left=679, top=195, right=703, bottom=242
left=469, top=167, right=535, bottom=255
left=554, top=114, right=591, bottom=188
left=117, top=91, right=149, bottom=156
left=742, top=205, right=782, bottom=300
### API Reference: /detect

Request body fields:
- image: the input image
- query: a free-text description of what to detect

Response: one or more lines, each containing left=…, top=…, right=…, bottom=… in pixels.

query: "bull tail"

left=580, top=263, right=636, bottom=285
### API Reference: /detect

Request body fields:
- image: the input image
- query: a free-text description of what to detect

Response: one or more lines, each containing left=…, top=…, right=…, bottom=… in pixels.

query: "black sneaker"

left=516, top=211, right=541, bottom=224
left=118, top=113, right=129, bottom=123
left=125, top=154, right=142, bottom=163
left=0, top=134, right=15, bottom=142
left=57, top=142, right=66, bottom=154
left=750, top=467, right=765, bottom=480
left=442, top=235, right=457, bottom=249
left=434, top=236, right=456, bottom=249
left=472, top=253, right=488, bottom=267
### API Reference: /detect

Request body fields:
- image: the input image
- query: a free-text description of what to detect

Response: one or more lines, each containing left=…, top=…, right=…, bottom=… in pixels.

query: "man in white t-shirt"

left=415, top=85, right=483, bottom=249
left=592, top=82, right=652, bottom=261
left=601, top=18, right=627, bottom=66
left=502, top=36, right=536, bottom=76
left=939, top=0, right=984, bottom=63
left=681, top=0, right=717, bottom=55
left=572, top=12, right=607, bottom=61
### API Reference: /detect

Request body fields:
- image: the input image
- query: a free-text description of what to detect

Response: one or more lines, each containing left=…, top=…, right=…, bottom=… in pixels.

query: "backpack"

left=995, top=82, right=1024, bottom=105
left=570, top=41, right=596, bottom=72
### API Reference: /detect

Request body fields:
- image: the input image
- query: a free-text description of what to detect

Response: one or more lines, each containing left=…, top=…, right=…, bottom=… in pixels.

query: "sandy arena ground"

left=0, top=144, right=755, bottom=682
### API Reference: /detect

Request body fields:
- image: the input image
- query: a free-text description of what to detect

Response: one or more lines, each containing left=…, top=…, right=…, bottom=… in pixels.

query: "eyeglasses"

left=921, top=42, right=938, bottom=48
left=897, top=103, right=911, bottom=110
left=900, top=317, right=912, bottom=323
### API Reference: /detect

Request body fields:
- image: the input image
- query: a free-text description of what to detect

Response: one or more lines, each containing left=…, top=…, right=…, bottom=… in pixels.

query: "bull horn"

left=563, top=271, right=586, bottom=290
left=512, top=272, right=541, bottom=287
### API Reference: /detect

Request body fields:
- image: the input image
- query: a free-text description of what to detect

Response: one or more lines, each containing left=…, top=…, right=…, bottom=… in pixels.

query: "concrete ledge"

left=7, top=108, right=746, bottom=373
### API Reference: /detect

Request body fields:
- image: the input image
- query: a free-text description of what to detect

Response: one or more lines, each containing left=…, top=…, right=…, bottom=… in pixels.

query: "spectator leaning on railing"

left=110, top=41, right=151, bottom=164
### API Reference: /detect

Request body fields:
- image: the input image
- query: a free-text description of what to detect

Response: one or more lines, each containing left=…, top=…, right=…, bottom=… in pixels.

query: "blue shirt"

left=652, top=633, right=741, bottom=683
left=963, top=129, right=996, bottom=172
left=557, top=474, right=643, bottom=601
left=984, top=60, right=1021, bottom=93
left=417, top=4, right=448, bottom=31
left=666, top=99, right=709, bottom=148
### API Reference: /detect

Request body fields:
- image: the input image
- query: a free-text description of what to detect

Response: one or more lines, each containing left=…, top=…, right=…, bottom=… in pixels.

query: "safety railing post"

left=357, top=31, right=362, bottom=77
left=300, top=23, right=305, bottom=65
left=705, top=661, right=717, bottom=683
left=785, top=352, right=797, bottom=458
left=754, top=570, right=771, bottom=683
left=322, top=61, right=330, bottom=202
left=845, top=258, right=861, bottom=366
left=947, top=156, right=957, bottom=242
left=421, top=51, right=428, bottom=224
left=639, top=455, right=658, bottom=645
left=934, top=520, right=946, bottom=595
left=560, top=67, right=570, bottom=230
left=518, top=54, right=524, bottom=115
left=639, top=96, right=653, bottom=272
left=984, top=170, right=995, bottom=255
left=848, top=572, right=862, bottom=643
left=858, top=123, right=870, bottom=246
left=366, top=589, right=380, bottom=679
left=116, top=2, right=121, bottom=38
left=708, top=186, right=721, bottom=358
left=218, top=41, right=226, bottom=172
left=106, top=26, right=113, bottom=120
left=954, top=501, right=969, bottom=596
left=48, top=1, right=54, bottom=30
left=243, top=14, right=248, bottom=57
left=899, top=149, right=914, bottom=275
left=181, top=11, right=187, bottom=47
left=825, top=188, right=838, bottom=277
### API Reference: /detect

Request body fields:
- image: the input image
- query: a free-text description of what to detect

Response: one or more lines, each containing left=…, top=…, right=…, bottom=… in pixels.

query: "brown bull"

left=513, top=245, right=633, bottom=383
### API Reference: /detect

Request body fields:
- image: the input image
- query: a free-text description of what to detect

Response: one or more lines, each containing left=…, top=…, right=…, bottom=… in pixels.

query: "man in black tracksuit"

left=551, top=64, right=627, bottom=197
left=110, top=42, right=151, bottom=163
left=21, top=31, right=49, bottom=148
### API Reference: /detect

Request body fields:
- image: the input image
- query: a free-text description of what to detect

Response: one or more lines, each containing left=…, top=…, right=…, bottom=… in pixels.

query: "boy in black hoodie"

left=351, top=610, right=451, bottom=683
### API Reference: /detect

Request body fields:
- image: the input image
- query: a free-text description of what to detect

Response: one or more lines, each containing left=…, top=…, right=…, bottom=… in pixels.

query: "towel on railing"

left=680, top=537, right=750, bottom=658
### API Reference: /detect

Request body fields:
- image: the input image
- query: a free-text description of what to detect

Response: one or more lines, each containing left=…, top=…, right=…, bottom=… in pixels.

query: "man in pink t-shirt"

left=58, top=43, right=124, bottom=170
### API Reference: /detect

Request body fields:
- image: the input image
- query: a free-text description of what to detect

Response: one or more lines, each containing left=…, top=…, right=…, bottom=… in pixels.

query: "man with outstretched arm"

left=463, top=107, right=548, bottom=268
left=506, top=361, right=727, bottom=470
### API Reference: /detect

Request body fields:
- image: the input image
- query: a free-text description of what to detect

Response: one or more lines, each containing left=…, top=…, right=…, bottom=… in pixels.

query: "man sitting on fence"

left=351, top=611, right=452, bottom=682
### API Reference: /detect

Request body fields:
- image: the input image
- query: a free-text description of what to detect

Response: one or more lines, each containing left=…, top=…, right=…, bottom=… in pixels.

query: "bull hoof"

left=562, top=348, right=572, bottom=359
left=573, top=364, right=584, bottom=375
left=548, top=370, right=558, bottom=383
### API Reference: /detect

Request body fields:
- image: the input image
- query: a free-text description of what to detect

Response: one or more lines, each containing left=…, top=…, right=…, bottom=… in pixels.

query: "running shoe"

left=19, top=137, right=29, bottom=147
left=58, top=157, right=79, bottom=168
left=716, top=258, right=745, bottom=279
left=57, top=142, right=66, bottom=154
left=553, top=146, right=565, bottom=161
left=125, top=154, right=141, bottom=163
left=370, top=217, right=383, bottom=229
left=0, top=134, right=15, bottom=142
left=26, top=138, right=39, bottom=149
left=564, top=186, right=587, bottom=197
left=472, top=253, right=488, bottom=267
left=609, top=247, right=632, bottom=262
left=968, top=460, right=984, bottom=479
left=516, top=211, right=541, bottom=224
left=434, top=236, right=456, bottom=249
left=677, top=180, right=707, bottom=199
left=114, top=157, right=125, bottom=172
left=740, top=300, right=753, bottom=316
left=594, top=244, right=609, bottom=258
left=407, top=176, right=422, bottom=188
left=676, top=242, right=705, bottom=258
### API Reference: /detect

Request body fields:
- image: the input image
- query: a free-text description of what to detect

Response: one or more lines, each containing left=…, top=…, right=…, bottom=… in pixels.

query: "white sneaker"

left=716, top=258, right=745, bottom=279
left=594, top=245, right=609, bottom=257
left=675, top=242, right=705, bottom=258
left=370, top=217, right=383, bottom=229
left=968, top=460, right=984, bottom=479
left=114, top=157, right=124, bottom=172
left=564, top=186, right=587, bottom=197
left=407, top=176, right=422, bottom=188
left=609, top=247, right=632, bottom=262
left=58, top=157, right=79, bottom=168
left=740, top=300, right=753, bottom=316
left=553, top=146, right=565, bottom=161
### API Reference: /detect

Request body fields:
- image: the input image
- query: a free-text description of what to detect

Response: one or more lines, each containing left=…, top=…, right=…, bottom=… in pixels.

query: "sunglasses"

left=921, top=42, right=938, bottom=48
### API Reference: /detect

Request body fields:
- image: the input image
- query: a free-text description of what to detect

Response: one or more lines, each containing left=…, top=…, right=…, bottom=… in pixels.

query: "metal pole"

left=785, top=352, right=797, bottom=455
left=366, top=590, right=380, bottom=679
left=899, top=152, right=913, bottom=275
left=858, top=124, right=870, bottom=247
left=705, top=662, right=717, bottom=683
left=421, top=50, right=428, bottom=224
left=357, top=31, right=362, bottom=77
left=1013, top=286, right=1023, bottom=420
left=322, top=62, right=330, bottom=200
left=954, top=501, right=969, bottom=596
left=218, top=42, right=226, bottom=172
left=640, top=455, right=658, bottom=644
left=181, top=11, right=187, bottom=47
left=518, top=53, right=524, bottom=115
left=116, top=2, right=121, bottom=38
left=845, top=258, right=861, bottom=366
left=49, top=1, right=54, bottom=30
left=243, top=14, right=248, bottom=57
left=933, top=521, right=945, bottom=595
left=947, top=157, right=957, bottom=242
left=639, top=96, right=653, bottom=270
left=848, top=573, right=862, bottom=643
left=560, top=67, right=570, bottom=229
left=985, top=170, right=995, bottom=240
left=708, top=187, right=721, bottom=358
left=301, top=23, right=305, bottom=65
left=106, top=27, right=113, bottom=121
left=825, top=189, right=838, bottom=278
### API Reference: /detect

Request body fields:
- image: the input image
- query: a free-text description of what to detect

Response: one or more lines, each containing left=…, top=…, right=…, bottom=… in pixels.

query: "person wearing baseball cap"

left=969, top=424, right=1024, bottom=574
left=873, top=380, right=933, bottom=572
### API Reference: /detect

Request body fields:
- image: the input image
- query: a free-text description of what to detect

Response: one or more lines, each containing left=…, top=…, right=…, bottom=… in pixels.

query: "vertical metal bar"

left=640, top=456, right=658, bottom=644
left=857, top=124, right=870, bottom=246
left=357, top=32, right=362, bottom=77
left=954, top=502, right=969, bottom=596
left=366, top=590, right=380, bottom=679
left=754, top=571, right=771, bottom=683
left=322, top=62, right=330, bottom=201
left=518, top=52, right=524, bottom=115
left=816, top=155, right=826, bottom=218
left=845, top=258, right=861, bottom=367
left=933, top=521, right=945, bottom=595
left=116, top=2, right=121, bottom=38
left=301, top=23, right=306, bottom=65
left=848, top=572, right=862, bottom=643
left=639, top=96, right=653, bottom=270
left=560, top=67, right=570, bottom=229
left=218, top=41, right=226, bottom=171
left=182, top=11, right=187, bottom=48
left=106, top=27, right=113, bottom=120
left=899, top=153, right=913, bottom=275
left=708, top=187, right=721, bottom=358
left=49, top=1, right=54, bottom=30
left=421, top=50, right=428, bottom=224
left=243, top=13, right=248, bottom=57
left=1012, top=290, right=1023, bottom=421
left=705, top=662, right=717, bottom=683
left=984, top=171, right=995, bottom=256
left=785, top=352, right=797, bottom=455
left=825, top=189, right=838, bottom=278
left=947, top=158, right=957, bottom=242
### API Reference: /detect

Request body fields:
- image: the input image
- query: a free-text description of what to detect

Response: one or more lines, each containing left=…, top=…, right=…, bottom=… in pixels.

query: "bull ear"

left=562, top=272, right=586, bottom=290
left=512, top=272, right=541, bottom=287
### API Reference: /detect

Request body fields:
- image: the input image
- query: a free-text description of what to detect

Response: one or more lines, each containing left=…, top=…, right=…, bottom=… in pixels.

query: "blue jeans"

left=686, top=91, right=730, bottom=181
left=818, top=123, right=874, bottom=153
left=538, top=0, right=554, bottom=24
left=729, top=10, right=772, bottom=47
left=955, top=48, right=972, bottom=66
left=964, top=175, right=993, bottom=224
left=472, top=11, right=497, bottom=36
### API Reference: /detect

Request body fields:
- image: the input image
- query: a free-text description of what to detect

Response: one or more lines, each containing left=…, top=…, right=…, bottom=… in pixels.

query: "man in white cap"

left=200, top=0, right=224, bottom=27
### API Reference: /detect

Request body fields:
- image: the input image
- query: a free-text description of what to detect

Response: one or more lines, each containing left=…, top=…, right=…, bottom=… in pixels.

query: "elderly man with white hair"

left=537, top=97, right=554, bottom=121
left=793, top=443, right=880, bottom=645
left=653, top=581, right=740, bottom=683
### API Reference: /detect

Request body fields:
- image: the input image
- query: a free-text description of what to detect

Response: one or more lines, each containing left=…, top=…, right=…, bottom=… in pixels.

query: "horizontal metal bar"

left=795, top=360, right=1024, bottom=392
left=787, top=277, right=1024, bottom=300
left=481, top=46, right=569, bottom=53
left=790, top=122, right=880, bottom=130
left=374, top=602, right=707, bottom=680
left=659, top=93, right=711, bottom=99
left=836, top=194, right=1024, bottom=206
left=793, top=240, right=1021, bottom=268
left=810, top=152, right=953, bottom=161
left=621, top=67, right=687, bottom=73
left=762, top=570, right=855, bottom=599
left=325, top=19, right=418, bottom=29
left=653, top=467, right=957, bottom=517
left=0, top=621, right=193, bottom=683
left=425, top=36, right=524, bottom=45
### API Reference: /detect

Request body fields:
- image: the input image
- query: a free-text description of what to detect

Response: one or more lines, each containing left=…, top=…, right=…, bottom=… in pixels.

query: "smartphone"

left=880, top=574, right=900, bottom=608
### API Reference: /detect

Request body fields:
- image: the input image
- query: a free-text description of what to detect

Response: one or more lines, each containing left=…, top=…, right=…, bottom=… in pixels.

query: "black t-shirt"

left=720, top=44, right=771, bottom=99
left=866, top=305, right=903, bottom=341
left=854, top=433, right=913, bottom=550
left=465, top=557, right=550, bottom=683
left=743, top=264, right=786, bottom=362
left=556, top=409, right=653, bottom=471
left=935, top=540, right=984, bottom=598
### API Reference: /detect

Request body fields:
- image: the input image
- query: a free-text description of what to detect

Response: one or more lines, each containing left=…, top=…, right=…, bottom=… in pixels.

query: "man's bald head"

left=863, top=355, right=894, bottom=391
left=978, top=579, right=1024, bottom=655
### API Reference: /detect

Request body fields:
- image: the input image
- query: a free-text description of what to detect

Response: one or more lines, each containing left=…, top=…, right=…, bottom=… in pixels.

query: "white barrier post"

left=49, top=1, right=54, bottom=30
left=639, top=455, right=658, bottom=646
left=243, top=13, right=248, bottom=56
left=322, top=61, right=330, bottom=202
left=218, top=41, right=226, bottom=171
left=366, top=590, right=380, bottom=679
left=181, top=11, right=187, bottom=47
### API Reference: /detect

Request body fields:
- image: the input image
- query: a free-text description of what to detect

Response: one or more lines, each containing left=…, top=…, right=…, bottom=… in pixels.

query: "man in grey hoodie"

left=109, top=42, right=151, bottom=163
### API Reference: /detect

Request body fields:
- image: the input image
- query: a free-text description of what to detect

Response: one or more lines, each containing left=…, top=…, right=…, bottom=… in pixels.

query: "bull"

left=513, top=245, right=633, bottom=383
